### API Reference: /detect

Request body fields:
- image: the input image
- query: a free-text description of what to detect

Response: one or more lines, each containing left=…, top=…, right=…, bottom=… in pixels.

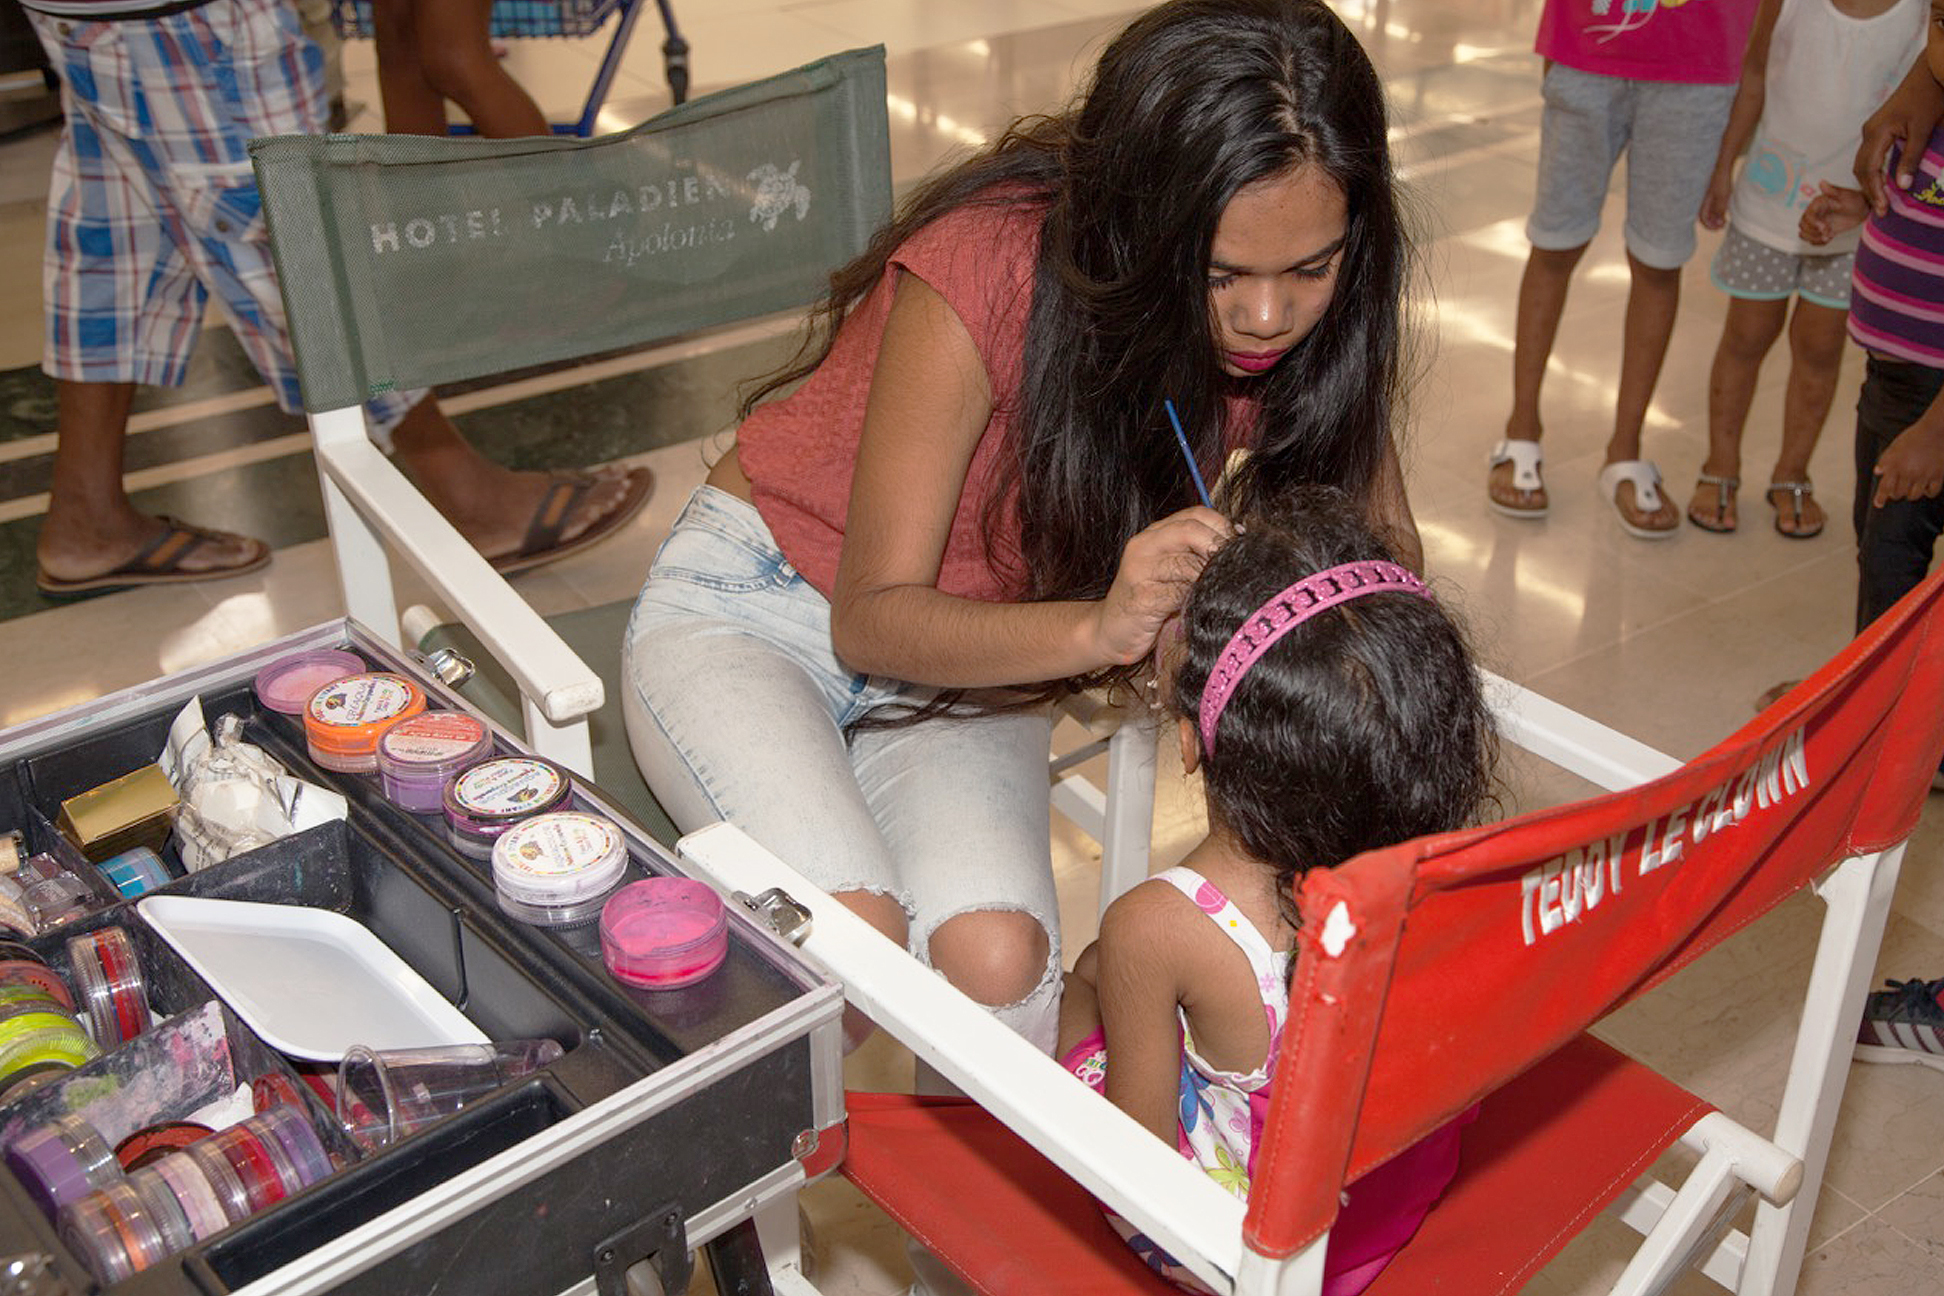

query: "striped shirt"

left=1851, top=129, right=1944, bottom=367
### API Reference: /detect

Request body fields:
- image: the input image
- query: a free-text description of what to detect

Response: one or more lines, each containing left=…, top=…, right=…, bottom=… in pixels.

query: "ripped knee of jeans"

left=922, top=906, right=1058, bottom=1010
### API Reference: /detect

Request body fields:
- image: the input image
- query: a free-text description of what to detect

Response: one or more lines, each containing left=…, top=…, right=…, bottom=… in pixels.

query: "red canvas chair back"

left=1250, top=568, right=1944, bottom=1263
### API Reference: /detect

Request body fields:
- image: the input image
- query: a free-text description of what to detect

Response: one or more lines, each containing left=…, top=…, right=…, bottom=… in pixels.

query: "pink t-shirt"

left=1535, top=0, right=1761, bottom=85
left=739, top=194, right=1259, bottom=605
left=738, top=197, right=1043, bottom=604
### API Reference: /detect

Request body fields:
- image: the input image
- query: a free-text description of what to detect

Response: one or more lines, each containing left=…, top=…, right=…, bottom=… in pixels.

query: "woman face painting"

left=1206, top=162, right=1348, bottom=379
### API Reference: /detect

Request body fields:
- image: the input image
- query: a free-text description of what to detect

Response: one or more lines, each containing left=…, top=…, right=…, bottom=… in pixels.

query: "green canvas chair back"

left=251, top=46, right=891, bottom=409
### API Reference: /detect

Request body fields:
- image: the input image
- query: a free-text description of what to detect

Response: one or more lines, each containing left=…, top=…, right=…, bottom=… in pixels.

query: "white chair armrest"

left=680, top=822, right=1249, bottom=1295
left=310, top=407, right=603, bottom=727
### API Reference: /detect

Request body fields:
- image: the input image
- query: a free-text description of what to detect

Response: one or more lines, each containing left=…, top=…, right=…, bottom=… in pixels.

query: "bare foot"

left=1767, top=482, right=1826, bottom=538
left=1487, top=456, right=1549, bottom=513
left=1607, top=478, right=1678, bottom=535
left=37, top=511, right=269, bottom=588
left=1686, top=474, right=1739, bottom=533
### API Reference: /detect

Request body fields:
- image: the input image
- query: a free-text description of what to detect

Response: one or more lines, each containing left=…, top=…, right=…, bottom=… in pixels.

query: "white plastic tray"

left=138, top=896, right=488, bottom=1060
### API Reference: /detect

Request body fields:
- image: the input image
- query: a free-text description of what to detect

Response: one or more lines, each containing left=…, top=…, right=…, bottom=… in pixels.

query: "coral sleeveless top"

left=737, top=197, right=1044, bottom=603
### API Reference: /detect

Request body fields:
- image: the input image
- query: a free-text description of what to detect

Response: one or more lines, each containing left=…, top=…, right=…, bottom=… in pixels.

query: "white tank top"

left=1728, top=0, right=1925, bottom=255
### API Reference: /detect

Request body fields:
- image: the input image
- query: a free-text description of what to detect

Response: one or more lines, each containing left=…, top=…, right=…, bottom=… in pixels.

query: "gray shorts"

left=1527, top=63, right=1737, bottom=270
left=1709, top=223, right=1854, bottom=308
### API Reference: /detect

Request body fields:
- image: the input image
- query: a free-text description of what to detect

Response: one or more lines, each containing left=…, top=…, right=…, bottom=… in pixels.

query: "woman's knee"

left=927, top=909, right=1053, bottom=1007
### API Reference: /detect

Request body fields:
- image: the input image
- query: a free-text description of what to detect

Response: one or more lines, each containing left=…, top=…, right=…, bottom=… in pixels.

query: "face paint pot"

left=303, top=673, right=427, bottom=774
left=599, top=879, right=728, bottom=990
left=253, top=650, right=366, bottom=716
left=442, top=756, right=572, bottom=861
left=376, top=712, right=493, bottom=813
left=4, top=1114, right=122, bottom=1220
left=491, top=812, right=628, bottom=927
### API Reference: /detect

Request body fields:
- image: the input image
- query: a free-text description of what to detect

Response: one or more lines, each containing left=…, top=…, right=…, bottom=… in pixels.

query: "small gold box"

left=57, top=764, right=178, bottom=864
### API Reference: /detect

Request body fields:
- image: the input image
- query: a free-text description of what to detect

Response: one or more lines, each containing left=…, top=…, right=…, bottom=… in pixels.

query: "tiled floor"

left=1, top=1, right=1942, bottom=1292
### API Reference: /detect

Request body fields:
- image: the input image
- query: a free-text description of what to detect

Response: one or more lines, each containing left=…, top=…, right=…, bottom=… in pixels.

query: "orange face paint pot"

left=303, top=674, right=427, bottom=774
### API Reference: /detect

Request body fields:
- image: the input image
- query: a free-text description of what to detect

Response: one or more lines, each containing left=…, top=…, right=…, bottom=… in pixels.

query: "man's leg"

left=35, top=382, right=268, bottom=588
left=385, top=397, right=642, bottom=566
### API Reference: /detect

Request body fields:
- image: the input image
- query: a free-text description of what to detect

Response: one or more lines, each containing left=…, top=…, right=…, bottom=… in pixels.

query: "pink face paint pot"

left=254, top=650, right=366, bottom=716
left=304, top=673, right=427, bottom=773
left=134, top=1155, right=231, bottom=1240
left=443, top=756, right=572, bottom=860
left=599, top=879, right=728, bottom=990
left=376, top=711, right=493, bottom=814
left=491, top=812, right=628, bottom=927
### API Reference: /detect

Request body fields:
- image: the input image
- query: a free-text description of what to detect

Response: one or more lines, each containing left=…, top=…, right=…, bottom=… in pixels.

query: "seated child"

left=1056, top=490, right=1498, bottom=1295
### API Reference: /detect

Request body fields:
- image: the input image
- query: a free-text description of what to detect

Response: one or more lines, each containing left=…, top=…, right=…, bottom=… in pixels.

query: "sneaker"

left=1855, top=977, right=1944, bottom=1072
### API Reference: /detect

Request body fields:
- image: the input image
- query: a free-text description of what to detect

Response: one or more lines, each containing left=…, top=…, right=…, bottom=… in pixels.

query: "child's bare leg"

left=369, top=0, right=447, bottom=135
left=414, top=0, right=548, bottom=138
left=1056, top=941, right=1102, bottom=1059
left=1692, top=296, right=1786, bottom=528
left=1490, top=243, right=1585, bottom=513
left=1767, top=298, right=1846, bottom=535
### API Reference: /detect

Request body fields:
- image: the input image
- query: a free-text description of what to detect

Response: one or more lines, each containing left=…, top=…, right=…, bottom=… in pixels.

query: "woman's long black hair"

left=1171, top=490, right=1497, bottom=948
left=747, top=0, right=1410, bottom=700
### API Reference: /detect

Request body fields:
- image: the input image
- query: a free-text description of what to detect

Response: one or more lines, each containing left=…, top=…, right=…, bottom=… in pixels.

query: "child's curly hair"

left=1171, top=487, right=1498, bottom=929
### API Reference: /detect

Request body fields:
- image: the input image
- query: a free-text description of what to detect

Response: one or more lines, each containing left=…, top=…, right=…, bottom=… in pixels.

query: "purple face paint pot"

left=599, top=879, right=728, bottom=989
left=250, top=1105, right=332, bottom=1188
left=376, top=712, right=493, bottom=814
left=253, top=650, right=365, bottom=716
left=5, top=1114, right=122, bottom=1221
left=491, top=812, right=627, bottom=927
left=304, top=673, right=427, bottom=774
left=443, top=756, right=571, bottom=860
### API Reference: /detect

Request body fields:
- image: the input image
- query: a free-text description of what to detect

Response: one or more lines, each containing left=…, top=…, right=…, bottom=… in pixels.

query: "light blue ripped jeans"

left=621, top=486, right=1061, bottom=1050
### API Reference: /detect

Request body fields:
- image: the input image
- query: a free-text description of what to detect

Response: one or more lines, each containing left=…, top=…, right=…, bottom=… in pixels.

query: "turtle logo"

left=747, top=161, right=811, bottom=231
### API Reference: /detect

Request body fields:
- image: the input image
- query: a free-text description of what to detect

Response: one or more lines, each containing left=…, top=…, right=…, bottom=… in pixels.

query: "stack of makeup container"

left=9, top=1106, right=334, bottom=1283
left=0, top=925, right=170, bottom=1103
left=256, top=651, right=636, bottom=930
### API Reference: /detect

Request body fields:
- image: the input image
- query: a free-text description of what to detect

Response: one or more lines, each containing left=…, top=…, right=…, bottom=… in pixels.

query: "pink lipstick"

left=1225, top=349, right=1287, bottom=374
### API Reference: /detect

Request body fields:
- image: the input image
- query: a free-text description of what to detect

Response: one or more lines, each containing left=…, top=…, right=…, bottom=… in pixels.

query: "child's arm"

left=1872, top=386, right=1944, bottom=508
left=1858, top=53, right=1944, bottom=214
left=1799, top=182, right=1870, bottom=245
left=1701, top=0, right=1782, bottom=230
left=1094, top=886, right=1195, bottom=1145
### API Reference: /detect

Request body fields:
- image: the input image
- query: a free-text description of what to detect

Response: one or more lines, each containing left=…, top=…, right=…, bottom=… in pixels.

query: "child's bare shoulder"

left=1098, top=879, right=1225, bottom=963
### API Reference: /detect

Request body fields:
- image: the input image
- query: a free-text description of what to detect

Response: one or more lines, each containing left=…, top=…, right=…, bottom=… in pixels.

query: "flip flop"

left=36, top=517, right=271, bottom=599
left=491, top=466, right=654, bottom=576
left=1598, top=460, right=1679, bottom=540
left=1686, top=473, right=1739, bottom=533
left=1766, top=481, right=1824, bottom=539
left=1487, top=439, right=1548, bottom=519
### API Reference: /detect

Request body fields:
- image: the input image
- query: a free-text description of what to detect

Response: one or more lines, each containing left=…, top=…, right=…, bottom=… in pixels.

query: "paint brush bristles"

left=1164, top=399, right=1214, bottom=509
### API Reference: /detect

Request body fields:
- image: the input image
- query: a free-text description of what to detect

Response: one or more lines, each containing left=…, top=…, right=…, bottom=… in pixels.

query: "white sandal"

left=1598, top=460, right=1678, bottom=540
left=1487, top=439, right=1548, bottom=519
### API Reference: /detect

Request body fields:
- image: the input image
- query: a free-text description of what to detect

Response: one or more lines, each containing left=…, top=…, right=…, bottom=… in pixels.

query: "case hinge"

left=733, top=887, right=811, bottom=945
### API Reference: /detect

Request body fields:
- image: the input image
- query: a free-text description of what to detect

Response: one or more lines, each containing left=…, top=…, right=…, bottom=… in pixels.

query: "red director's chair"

left=679, top=566, right=1944, bottom=1296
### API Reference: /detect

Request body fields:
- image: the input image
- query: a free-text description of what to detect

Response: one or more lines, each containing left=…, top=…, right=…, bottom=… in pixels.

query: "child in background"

left=1488, top=0, right=1761, bottom=538
left=1056, top=491, right=1498, bottom=1295
left=1800, top=23, right=1944, bottom=634
left=1689, top=0, right=1923, bottom=538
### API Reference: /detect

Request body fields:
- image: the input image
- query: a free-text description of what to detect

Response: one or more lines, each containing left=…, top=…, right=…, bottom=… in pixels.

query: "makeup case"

left=0, top=620, right=843, bottom=1295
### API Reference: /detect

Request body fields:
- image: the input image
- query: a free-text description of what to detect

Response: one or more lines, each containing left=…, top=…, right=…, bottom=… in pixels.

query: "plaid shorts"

left=29, top=0, right=416, bottom=433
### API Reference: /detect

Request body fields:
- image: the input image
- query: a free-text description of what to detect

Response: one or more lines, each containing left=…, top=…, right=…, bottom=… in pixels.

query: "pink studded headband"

left=1197, top=560, right=1431, bottom=754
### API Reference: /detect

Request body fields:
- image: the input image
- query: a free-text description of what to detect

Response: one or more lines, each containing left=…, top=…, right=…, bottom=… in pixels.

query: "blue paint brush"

left=1164, top=398, right=1214, bottom=509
